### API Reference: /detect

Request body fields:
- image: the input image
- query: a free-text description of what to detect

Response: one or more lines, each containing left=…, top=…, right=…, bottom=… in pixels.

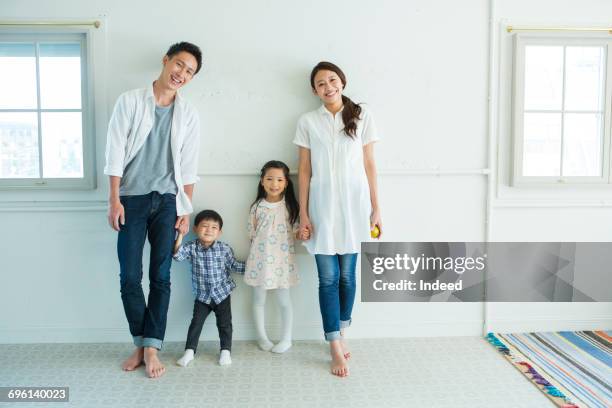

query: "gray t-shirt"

left=120, top=103, right=178, bottom=196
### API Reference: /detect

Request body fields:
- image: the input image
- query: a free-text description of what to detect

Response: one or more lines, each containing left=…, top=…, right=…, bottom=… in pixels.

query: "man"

left=104, top=42, right=202, bottom=378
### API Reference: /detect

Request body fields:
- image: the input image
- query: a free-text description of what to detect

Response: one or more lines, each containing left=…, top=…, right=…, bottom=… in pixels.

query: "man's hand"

left=108, top=199, right=125, bottom=231
left=175, top=215, right=190, bottom=235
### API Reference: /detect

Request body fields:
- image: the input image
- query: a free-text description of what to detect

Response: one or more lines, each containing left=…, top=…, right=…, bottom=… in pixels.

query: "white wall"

left=0, top=0, right=609, bottom=344
left=488, top=0, right=612, bottom=332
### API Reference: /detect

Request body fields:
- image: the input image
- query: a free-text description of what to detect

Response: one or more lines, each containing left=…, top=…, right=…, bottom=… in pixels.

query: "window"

left=511, top=34, right=612, bottom=185
left=0, top=32, right=94, bottom=189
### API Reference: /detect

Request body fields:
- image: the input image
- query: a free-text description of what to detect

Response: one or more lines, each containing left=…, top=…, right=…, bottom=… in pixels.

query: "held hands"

left=298, top=214, right=313, bottom=241
left=107, top=199, right=125, bottom=231
left=173, top=231, right=184, bottom=254
left=297, top=226, right=311, bottom=241
left=175, top=215, right=190, bottom=236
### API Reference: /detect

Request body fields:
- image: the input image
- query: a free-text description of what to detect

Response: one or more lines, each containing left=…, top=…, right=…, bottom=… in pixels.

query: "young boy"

left=173, top=209, right=245, bottom=366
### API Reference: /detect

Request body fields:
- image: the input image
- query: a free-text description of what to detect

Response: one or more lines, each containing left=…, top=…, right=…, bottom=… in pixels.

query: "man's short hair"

left=194, top=209, right=223, bottom=229
left=166, top=42, right=203, bottom=74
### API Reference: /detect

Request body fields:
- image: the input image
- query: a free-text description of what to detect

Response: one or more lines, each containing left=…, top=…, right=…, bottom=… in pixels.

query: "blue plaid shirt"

left=173, top=239, right=245, bottom=304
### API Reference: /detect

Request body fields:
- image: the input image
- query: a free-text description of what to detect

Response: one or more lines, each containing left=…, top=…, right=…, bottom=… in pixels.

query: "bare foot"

left=121, top=347, right=144, bottom=371
left=143, top=347, right=166, bottom=378
left=340, top=336, right=351, bottom=360
left=329, top=340, right=349, bottom=377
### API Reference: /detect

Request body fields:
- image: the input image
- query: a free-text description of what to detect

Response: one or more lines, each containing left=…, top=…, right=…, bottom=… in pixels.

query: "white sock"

left=271, top=340, right=292, bottom=353
left=219, top=349, right=232, bottom=365
left=271, top=288, right=293, bottom=354
left=258, top=339, right=274, bottom=351
left=176, top=349, right=195, bottom=367
left=253, top=287, right=273, bottom=351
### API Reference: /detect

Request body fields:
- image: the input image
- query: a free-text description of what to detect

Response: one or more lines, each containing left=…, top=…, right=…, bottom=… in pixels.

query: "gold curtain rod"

left=507, top=25, right=612, bottom=34
left=0, top=21, right=101, bottom=28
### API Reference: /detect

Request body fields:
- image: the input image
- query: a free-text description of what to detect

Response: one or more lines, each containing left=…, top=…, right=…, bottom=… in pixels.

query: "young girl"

left=244, top=160, right=304, bottom=353
left=294, top=61, right=382, bottom=377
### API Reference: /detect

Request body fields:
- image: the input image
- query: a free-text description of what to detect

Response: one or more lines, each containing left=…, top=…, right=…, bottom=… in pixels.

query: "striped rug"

left=486, top=331, right=611, bottom=408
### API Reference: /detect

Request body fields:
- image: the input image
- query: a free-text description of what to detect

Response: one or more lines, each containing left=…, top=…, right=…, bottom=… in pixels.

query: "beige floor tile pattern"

left=0, top=337, right=553, bottom=407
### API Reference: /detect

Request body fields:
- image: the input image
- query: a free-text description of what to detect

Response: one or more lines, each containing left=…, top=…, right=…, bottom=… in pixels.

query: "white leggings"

left=253, top=286, right=292, bottom=342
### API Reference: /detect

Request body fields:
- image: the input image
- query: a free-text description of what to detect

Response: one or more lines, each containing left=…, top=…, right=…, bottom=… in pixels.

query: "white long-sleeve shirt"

left=104, top=84, right=200, bottom=215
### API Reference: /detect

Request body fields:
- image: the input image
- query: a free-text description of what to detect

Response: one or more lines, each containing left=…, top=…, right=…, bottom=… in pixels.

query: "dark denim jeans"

left=314, top=253, right=358, bottom=341
left=117, top=192, right=177, bottom=350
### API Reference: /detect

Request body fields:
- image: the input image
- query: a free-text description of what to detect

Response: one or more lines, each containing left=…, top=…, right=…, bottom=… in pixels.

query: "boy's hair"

left=194, top=209, right=223, bottom=229
left=166, top=42, right=203, bottom=74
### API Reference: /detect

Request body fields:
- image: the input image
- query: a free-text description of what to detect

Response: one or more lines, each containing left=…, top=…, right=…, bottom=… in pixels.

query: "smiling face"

left=261, top=167, right=287, bottom=202
left=312, top=69, right=344, bottom=105
left=194, top=218, right=221, bottom=246
left=160, top=51, right=198, bottom=91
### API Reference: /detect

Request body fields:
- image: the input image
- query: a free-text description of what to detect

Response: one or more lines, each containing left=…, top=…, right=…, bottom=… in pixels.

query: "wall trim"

left=0, top=320, right=484, bottom=344
left=3, top=317, right=608, bottom=344
left=487, top=317, right=612, bottom=333
left=493, top=199, right=612, bottom=208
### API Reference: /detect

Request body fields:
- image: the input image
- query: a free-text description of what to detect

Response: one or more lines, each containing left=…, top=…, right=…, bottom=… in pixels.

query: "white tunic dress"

left=293, top=105, right=379, bottom=255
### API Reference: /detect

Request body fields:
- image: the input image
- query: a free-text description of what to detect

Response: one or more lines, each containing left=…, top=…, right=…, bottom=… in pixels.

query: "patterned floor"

left=0, top=337, right=553, bottom=408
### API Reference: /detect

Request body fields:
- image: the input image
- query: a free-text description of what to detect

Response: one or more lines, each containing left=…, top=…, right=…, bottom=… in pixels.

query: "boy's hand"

left=175, top=215, right=190, bottom=235
left=173, top=232, right=184, bottom=254
left=108, top=199, right=125, bottom=231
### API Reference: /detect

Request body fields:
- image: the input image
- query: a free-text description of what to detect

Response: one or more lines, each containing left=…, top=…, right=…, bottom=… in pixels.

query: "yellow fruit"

left=370, top=225, right=380, bottom=238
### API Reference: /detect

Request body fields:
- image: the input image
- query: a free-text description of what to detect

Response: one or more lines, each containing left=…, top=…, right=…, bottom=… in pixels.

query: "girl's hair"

left=251, top=160, right=299, bottom=225
left=310, top=61, right=362, bottom=138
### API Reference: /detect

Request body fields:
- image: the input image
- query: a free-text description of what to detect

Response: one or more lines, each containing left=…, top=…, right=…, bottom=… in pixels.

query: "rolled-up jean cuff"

left=133, top=336, right=143, bottom=348
left=340, top=319, right=352, bottom=329
left=324, top=331, right=342, bottom=341
left=142, top=337, right=163, bottom=350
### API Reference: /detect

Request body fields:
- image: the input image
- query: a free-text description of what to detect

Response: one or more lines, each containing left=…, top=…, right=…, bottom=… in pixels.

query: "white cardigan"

left=104, top=84, right=200, bottom=215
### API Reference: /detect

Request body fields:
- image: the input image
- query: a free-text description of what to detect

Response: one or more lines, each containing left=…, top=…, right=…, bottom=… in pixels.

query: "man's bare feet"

left=330, top=340, right=349, bottom=377
left=143, top=347, right=166, bottom=378
left=121, top=347, right=144, bottom=371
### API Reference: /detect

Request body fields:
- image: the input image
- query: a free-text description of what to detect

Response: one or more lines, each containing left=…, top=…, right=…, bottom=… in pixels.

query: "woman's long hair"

left=251, top=160, right=299, bottom=225
left=310, top=61, right=362, bottom=138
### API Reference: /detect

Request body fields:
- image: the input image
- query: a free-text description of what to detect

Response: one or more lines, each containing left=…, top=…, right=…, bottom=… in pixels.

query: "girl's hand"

left=300, top=214, right=313, bottom=241
left=296, top=227, right=311, bottom=241
left=370, top=209, right=382, bottom=239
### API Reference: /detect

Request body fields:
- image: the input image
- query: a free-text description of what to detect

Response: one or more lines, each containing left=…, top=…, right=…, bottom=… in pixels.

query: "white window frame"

left=0, top=29, right=95, bottom=190
left=511, top=33, right=612, bottom=186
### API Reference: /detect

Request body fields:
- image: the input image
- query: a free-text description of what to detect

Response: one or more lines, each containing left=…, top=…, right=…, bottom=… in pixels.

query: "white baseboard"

left=487, top=317, right=612, bottom=333
left=0, top=320, right=482, bottom=344
left=2, top=317, right=609, bottom=344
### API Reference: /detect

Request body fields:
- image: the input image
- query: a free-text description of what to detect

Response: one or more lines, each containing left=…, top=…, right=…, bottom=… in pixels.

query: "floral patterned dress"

left=244, top=198, right=299, bottom=289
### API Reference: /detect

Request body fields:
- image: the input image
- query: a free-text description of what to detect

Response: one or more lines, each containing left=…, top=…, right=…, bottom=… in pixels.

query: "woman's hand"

left=370, top=208, right=382, bottom=239
left=299, top=213, right=313, bottom=240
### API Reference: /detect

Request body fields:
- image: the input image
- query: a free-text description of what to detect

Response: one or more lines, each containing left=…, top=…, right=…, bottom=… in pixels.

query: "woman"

left=294, top=61, right=382, bottom=377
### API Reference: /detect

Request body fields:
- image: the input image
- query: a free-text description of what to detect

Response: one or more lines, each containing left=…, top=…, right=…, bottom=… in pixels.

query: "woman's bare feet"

left=329, top=340, right=349, bottom=377
left=143, top=347, right=166, bottom=378
left=340, top=336, right=351, bottom=360
left=121, top=347, right=144, bottom=371
left=340, top=329, right=351, bottom=360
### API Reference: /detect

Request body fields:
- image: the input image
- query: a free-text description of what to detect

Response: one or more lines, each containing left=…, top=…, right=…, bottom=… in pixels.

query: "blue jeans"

left=117, top=192, right=177, bottom=350
left=314, top=253, right=358, bottom=341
